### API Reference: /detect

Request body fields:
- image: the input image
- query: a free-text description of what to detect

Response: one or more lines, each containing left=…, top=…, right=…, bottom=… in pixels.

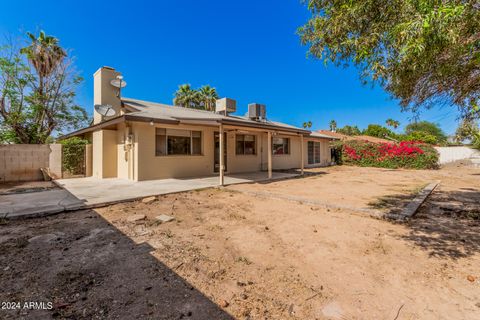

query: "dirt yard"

left=1, top=164, right=479, bottom=319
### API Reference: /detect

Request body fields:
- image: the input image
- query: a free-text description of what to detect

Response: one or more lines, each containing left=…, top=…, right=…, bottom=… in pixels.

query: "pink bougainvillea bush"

left=337, top=140, right=439, bottom=169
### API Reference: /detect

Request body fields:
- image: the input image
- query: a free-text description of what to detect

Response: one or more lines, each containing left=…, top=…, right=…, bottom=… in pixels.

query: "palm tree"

left=173, top=84, right=199, bottom=108
left=329, top=120, right=337, bottom=132
left=386, top=118, right=400, bottom=129
left=303, top=121, right=312, bottom=129
left=20, top=31, right=67, bottom=138
left=198, top=85, right=219, bottom=111
left=20, top=31, right=66, bottom=78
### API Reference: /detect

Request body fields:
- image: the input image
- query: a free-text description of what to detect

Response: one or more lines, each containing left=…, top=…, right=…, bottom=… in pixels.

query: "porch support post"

left=267, top=131, right=272, bottom=179
left=300, top=134, right=305, bottom=175
left=219, top=124, right=225, bottom=186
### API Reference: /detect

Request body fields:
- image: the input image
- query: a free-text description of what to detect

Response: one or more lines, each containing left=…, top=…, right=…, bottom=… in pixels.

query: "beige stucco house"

left=65, top=67, right=335, bottom=184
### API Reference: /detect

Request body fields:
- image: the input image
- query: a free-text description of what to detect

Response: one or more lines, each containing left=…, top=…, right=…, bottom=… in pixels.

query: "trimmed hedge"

left=335, top=140, right=439, bottom=169
left=60, top=137, right=89, bottom=175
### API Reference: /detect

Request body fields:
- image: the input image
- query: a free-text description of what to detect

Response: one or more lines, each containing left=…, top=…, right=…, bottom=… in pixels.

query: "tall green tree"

left=363, top=124, right=395, bottom=139
left=405, top=121, right=447, bottom=143
left=386, top=118, right=400, bottom=129
left=173, top=84, right=200, bottom=109
left=455, top=118, right=478, bottom=142
left=0, top=31, right=87, bottom=143
left=455, top=118, right=480, bottom=147
left=198, top=85, right=219, bottom=111
left=329, top=119, right=337, bottom=132
left=20, top=31, right=66, bottom=81
left=299, top=1, right=480, bottom=118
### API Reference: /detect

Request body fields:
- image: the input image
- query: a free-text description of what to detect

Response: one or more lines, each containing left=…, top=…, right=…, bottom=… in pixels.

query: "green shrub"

left=330, top=141, right=344, bottom=164
left=399, top=131, right=438, bottom=144
left=60, top=137, right=89, bottom=175
left=340, top=140, right=439, bottom=169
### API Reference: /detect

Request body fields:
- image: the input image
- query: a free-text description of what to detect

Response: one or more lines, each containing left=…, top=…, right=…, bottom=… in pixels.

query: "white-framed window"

left=236, top=134, right=256, bottom=155
left=272, top=137, right=290, bottom=155
left=155, top=128, right=202, bottom=156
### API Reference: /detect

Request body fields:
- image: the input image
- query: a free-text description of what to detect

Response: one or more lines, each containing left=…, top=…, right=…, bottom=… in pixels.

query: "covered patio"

left=55, top=171, right=298, bottom=207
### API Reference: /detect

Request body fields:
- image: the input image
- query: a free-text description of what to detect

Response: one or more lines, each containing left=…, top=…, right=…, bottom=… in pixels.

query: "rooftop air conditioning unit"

left=248, top=103, right=266, bottom=121
left=215, top=98, right=237, bottom=115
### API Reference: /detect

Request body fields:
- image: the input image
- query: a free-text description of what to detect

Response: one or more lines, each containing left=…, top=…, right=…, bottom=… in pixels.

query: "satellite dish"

left=94, top=104, right=117, bottom=117
left=110, top=75, right=127, bottom=88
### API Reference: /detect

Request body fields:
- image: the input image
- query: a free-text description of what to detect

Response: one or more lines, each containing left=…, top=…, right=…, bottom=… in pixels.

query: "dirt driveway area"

left=1, top=165, right=479, bottom=319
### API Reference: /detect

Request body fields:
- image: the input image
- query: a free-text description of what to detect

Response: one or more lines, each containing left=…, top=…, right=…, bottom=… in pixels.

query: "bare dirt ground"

left=1, top=164, right=479, bottom=319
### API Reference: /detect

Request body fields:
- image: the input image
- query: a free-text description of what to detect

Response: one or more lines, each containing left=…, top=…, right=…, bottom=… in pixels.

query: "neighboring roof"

left=309, top=131, right=340, bottom=140
left=316, top=130, right=350, bottom=140
left=350, top=135, right=393, bottom=143
left=316, top=130, right=393, bottom=143
left=121, top=97, right=310, bottom=134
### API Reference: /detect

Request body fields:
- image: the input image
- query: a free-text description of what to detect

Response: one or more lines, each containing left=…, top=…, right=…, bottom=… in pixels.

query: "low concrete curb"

left=386, top=181, right=440, bottom=221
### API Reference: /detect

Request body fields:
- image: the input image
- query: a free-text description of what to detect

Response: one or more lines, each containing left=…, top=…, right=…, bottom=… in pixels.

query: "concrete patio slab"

left=0, top=189, right=85, bottom=219
left=0, top=171, right=298, bottom=220
left=55, top=172, right=298, bottom=207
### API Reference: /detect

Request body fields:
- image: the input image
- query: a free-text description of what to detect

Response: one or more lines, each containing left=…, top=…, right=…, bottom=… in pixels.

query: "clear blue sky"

left=1, top=0, right=461, bottom=134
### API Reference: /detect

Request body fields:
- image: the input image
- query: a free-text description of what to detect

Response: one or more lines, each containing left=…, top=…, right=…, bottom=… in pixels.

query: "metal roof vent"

left=248, top=103, right=266, bottom=121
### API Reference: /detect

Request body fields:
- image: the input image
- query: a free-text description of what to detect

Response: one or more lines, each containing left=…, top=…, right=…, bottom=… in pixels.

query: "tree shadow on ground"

left=367, top=185, right=425, bottom=215
left=0, top=210, right=234, bottom=320
left=398, top=189, right=480, bottom=259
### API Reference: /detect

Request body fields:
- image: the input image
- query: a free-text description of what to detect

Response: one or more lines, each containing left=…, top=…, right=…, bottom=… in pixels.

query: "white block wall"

left=435, top=146, right=480, bottom=164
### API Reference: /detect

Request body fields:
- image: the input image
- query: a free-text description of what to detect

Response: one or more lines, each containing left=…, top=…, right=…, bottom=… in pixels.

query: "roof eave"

left=59, top=115, right=127, bottom=140
left=60, top=114, right=181, bottom=139
left=124, top=114, right=180, bottom=125
left=219, top=118, right=310, bottom=135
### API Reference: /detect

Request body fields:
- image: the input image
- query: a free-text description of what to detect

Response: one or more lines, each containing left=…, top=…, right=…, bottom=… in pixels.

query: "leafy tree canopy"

left=362, top=124, right=395, bottom=139
left=455, top=118, right=480, bottom=147
left=337, top=125, right=361, bottom=136
left=400, top=130, right=438, bottom=144
left=0, top=31, right=88, bottom=143
left=405, top=121, right=447, bottom=142
left=299, top=1, right=480, bottom=118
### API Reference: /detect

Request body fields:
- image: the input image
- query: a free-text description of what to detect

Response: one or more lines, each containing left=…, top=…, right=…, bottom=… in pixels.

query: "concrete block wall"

left=48, top=144, right=63, bottom=179
left=0, top=144, right=64, bottom=182
left=435, top=146, right=480, bottom=164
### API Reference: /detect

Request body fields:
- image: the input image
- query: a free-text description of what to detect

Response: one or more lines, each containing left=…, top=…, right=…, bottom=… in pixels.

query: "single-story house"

left=64, top=67, right=336, bottom=184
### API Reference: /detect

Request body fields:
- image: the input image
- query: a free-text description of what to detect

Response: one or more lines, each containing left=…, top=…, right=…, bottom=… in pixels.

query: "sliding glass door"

left=308, top=141, right=321, bottom=165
